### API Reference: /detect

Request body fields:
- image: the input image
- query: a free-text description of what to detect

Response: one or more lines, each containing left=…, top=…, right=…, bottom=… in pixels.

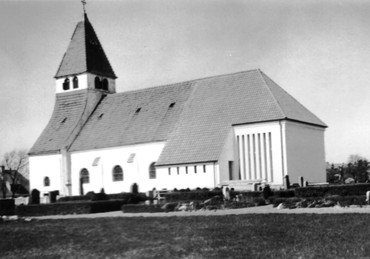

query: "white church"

left=29, top=13, right=327, bottom=196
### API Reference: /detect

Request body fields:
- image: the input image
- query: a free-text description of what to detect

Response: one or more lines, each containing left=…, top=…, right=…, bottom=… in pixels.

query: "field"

left=1, top=214, right=370, bottom=258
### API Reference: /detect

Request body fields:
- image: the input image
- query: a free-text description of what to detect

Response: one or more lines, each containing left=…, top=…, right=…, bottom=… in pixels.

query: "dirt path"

left=33, top=204, right=370, bottom=220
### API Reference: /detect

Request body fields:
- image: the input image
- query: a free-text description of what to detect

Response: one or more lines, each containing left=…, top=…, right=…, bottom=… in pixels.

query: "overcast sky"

left=1, top=0, right=370, bottom=163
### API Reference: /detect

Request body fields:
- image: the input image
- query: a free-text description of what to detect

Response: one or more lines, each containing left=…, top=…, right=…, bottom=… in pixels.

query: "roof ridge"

left=118, top=69, right=260, bottom=95
left=83, top=15, right=88, bottom=77
left=257, top=70, right=286, bottom=118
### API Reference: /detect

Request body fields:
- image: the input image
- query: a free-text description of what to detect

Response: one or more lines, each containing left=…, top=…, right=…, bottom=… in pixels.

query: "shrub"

left=262, top=185, right=273, bottom=199
left=16, top=202, right=90, bottom=216
left=90, top=200, right=125, bottom=213
left=16, top=199, right=129, bottom=216
left=122, top=204, right=164, bottom=213
left=57, top=195, right=91, bottom=202
left=58, top=193, right=147, bottom=203
left=253, top=197, right=266, bottom=206
left=91, top=191, right=109, bottom=201
left=273, top=190, right=295, bottom=198
left=0, top=199, right=15, bottom=216
left=163, top=190, right=222, bottom=202
left=295, top=183, right=370, bottom=197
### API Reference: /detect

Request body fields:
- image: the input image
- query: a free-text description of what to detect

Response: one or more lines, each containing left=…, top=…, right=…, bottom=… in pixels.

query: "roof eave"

left=155, top=160, right=218, bottom=167
left=232, top=118, right=327, bottom=128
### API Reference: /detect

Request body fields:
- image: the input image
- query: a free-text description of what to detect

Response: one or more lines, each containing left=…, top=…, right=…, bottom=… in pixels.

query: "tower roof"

left=55, top=14, right=117, bottom=79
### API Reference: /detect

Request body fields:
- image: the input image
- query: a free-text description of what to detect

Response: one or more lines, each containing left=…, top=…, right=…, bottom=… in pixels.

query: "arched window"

left=80, top=168, right=90, bottom=184
left=102, top=78, right=109, bottom=91
left=112, top=165, right=123, bottom=181
left=95, top=76, right=101, bottom=89
left=63, top=78, right=70, bottom=90
left=44, top=177, right=50, bottom=187
left=73, top=76, right=79, bottom=89
left=149, top=162, right=156, bottom=179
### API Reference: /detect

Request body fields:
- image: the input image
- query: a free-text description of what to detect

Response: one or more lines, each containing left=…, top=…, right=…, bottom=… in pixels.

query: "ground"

left=1, top=213, right=370, bottom=258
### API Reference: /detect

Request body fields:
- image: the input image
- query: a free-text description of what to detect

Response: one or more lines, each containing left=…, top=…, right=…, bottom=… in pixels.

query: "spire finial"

left=81, top=0, right=87, bottom=14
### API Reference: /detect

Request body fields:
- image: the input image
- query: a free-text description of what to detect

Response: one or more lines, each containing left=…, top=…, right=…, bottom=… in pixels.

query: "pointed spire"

left=55, top=14, right=117, bottom=79
left=81, top=0, right=87, bottom=14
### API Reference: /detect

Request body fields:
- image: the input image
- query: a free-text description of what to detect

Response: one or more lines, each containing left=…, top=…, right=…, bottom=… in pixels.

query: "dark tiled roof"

left=156, top=69, right=326, bottom=165
left=69, top=82, right=193, bottom=151
left=55, top=14, right=116, bottom=79
left=29, top=90, right=104, bottom=155
left=31, top=70, right=326, bottom=165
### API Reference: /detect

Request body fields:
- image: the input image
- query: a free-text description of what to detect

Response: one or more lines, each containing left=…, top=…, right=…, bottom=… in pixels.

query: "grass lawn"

left=1, top=214, right=370, bottom=258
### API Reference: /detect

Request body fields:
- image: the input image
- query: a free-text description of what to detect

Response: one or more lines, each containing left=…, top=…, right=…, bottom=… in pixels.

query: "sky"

left=0, top=0, right=370, bottom=163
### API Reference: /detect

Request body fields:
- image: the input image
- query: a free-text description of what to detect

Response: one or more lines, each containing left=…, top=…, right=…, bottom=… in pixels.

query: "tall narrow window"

left=177, top=167, right=180, bottom=175
left=63, top=78, right=70, bottom=90
left=95, top=76, right=101, bottom=89
left=168, top=168, right=171, bottom=175
left=102, top=79, right=109, bottom=91
left=185, top=166, right=188, bottom=174
left=80, top=168, right=90, bottom=184
left=149, top=162, right=156, bottom=179
left=228, top=161, right=233, bottom=180
left=44, top=177, right=50, bottom=187
left=203, top=165, right=206, bottom=173
left=73, top=76, right=78, bottom=89
left=194, top=166, right=197, bottom=174
left=258, top=133, right=262, bottom=179
left=112, top=165, right=123, bottom=181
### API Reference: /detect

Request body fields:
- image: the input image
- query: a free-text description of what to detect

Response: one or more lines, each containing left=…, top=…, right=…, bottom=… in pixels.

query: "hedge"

left=295, top=183, right=370, bottom=197
left=57, top=193, right=147, bottom=203
left=16, top=199, right=130, bottom=217
left=0, top=199, right=15, bottom=216
left=163, top=190, right=222, bottom=202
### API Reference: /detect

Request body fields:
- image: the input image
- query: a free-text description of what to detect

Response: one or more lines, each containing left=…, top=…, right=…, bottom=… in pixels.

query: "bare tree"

left=347, top=154, right=366, bottom=164
left=1, top=150, right=28, bottom=198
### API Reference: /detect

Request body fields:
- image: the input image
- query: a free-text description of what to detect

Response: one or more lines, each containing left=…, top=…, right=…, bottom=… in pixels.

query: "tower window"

left=63, top=78, right=70, bottom=90
left=149, top=162, right=156, bottom=179
left=44, top=177, right=50, bottom=187
left=95, top=77, right=101, bottom=89
left=112, top=165, right=123, bottom=181
left=102, top=79, right=109, bottom=91
left=73, top=76, right=78, bottom=89
left=169, top=102, right=175, bottom=108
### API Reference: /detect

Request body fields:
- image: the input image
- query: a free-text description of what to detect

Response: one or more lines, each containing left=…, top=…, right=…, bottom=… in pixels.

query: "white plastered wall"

left=218, top=129, right=238, bottom=183
left=155, top=163, right=217, bottom=190
left=70, top=142, right=165, bottom=195
left=55, top=73, right=116, bottom=94
left=284, top=121, right=326, bottom=184
left=29, top=154, right=62, bottom=196
left=233, top=121, right=285, bottom=185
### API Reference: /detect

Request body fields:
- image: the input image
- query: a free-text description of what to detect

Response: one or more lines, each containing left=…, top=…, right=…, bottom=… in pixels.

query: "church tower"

left=29, top=12, right=117, bottom=195
left=55, top=13, right=116, bottom=94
